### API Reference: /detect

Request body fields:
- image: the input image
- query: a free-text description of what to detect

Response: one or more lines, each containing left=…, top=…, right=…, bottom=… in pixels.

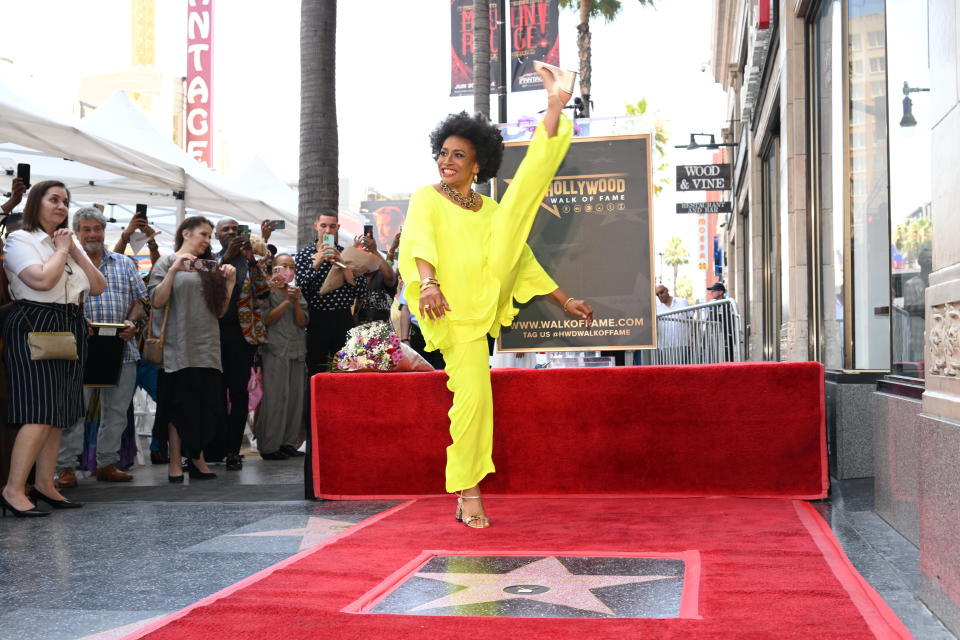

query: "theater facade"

left=712, top=0, right=960, bottom=632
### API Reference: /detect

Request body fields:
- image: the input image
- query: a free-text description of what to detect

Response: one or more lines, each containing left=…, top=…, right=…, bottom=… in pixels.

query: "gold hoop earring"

left=473, top=173, right=479, bottom=184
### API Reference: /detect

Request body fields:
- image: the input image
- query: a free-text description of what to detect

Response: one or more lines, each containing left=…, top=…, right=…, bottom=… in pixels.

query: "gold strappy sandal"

left=455, top=492, right=491, bottom=529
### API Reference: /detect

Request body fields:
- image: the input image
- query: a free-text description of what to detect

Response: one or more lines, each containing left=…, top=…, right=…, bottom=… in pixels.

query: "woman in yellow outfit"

left=399, top=65, right=593, bottom=528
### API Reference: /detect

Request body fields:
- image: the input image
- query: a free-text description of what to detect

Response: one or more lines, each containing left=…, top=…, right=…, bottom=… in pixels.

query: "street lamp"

left=900, top=81, right=930, bottom=127
left=675, top=133, right=738, bottom=150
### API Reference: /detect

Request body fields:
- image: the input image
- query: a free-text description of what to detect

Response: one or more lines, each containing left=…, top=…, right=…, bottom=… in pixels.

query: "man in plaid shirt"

left=57, top=208, right=148, bottom=487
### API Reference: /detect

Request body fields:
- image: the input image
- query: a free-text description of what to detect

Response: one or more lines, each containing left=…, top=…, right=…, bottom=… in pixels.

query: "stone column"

left=918, top=0, right=960, bottom=632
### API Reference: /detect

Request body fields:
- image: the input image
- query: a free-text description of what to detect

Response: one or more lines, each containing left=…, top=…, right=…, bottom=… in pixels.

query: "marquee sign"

left=186, top=0, right=213, bottom=168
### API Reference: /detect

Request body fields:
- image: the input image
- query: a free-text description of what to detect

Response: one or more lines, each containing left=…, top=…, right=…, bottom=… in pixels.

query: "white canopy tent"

left=0, top=85, right=299, bottom=248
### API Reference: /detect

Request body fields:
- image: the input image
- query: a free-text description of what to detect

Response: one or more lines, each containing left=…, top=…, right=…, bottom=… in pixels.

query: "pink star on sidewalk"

left=226, top=516, right=352, bottom=550
left=410, top=556, right=676, bottom=616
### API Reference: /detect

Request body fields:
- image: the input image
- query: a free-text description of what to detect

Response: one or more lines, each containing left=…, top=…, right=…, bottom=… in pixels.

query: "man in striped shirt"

left=57, top=208, right=148, bottom=486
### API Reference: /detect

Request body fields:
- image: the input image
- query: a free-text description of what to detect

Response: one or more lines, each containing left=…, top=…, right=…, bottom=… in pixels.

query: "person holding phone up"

left=148, top=216, right=236, bottom=483
left=293, top=211, right=367, bottom=376
left=254, top=254, right=308, bottom=460
left=211, top=218, right=271, bottom=471
left=355, top=226, right=397, bottom=324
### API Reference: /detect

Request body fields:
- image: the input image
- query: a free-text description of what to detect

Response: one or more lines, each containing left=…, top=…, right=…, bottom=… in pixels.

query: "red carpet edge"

left=117, top=500, right=418, bottom=640
left=793, top=501, right=913, bottom=639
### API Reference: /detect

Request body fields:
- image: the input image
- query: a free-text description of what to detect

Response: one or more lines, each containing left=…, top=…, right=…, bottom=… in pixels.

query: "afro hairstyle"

left=429, top=111, right=504, bottom=183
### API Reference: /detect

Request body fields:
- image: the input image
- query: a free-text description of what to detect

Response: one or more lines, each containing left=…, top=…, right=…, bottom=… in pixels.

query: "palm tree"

left=298, top=0, right=338, bottom=248
left=663, top=236, right=689, bottom=290
left=558, top=0, right=657, bottom=118
left=473, top=0, right=492, bottom=196
left=473, top=0, right=491, bottom=120
left=625, top=97, right=670, bottom=195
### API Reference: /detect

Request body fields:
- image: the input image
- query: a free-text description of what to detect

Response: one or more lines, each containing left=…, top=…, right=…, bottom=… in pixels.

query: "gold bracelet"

left=562, top=296, right=575, bottom=312
left=420, top=277, right=439, bottom=291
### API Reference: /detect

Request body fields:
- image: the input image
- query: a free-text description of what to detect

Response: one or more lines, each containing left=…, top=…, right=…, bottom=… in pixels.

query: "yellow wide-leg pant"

left=438, top=116, right=573, bottom=494
left=441, top=337, right=494, bottom=493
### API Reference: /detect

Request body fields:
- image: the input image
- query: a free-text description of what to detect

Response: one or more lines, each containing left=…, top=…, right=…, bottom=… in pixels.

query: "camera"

left=188, top=258, right=219, bottom=272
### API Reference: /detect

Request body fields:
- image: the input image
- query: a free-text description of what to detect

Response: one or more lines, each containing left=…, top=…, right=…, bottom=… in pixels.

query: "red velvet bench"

left=309, top=362, right=826, bottom=499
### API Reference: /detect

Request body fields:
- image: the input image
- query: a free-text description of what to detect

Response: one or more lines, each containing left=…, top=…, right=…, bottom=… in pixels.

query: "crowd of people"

left=0, top=173, right=437, bottom=517
left=0, top=64, right=644, bottom=529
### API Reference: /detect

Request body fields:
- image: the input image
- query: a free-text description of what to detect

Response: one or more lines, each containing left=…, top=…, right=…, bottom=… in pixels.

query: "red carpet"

left=122, top=497, right=911, bottom=640
left=310, top=362, right=827, bottom=499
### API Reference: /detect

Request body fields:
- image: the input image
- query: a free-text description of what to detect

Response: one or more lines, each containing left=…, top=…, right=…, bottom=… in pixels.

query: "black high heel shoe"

left=0, top=494, right=50, bottom=518
left=168, top=474, right=184, bottom=483
left=29, top=488, right=83, bottom=509
left=186, top=459, right=216, bottom=480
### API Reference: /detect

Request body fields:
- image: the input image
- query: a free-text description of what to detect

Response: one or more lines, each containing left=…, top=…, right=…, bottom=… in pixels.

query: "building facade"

left=713, top=0, right=959, bottom=632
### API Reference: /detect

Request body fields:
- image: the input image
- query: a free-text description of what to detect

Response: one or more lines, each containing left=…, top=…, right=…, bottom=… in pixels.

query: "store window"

left=812, top=0, right=844, bottom=369
left=849, top=0, right=890, bottom=370
left=887, top=0, right=932, bottom=379
left=761, top=131, right=782, bottom=361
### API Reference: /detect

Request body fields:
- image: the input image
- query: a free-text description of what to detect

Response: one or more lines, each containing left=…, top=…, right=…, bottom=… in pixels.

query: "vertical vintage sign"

left=495, top=135, right=656, bottom=351
left=510, top=0, right=559, bottom=92
left=186, top=0, right=213, bottom=167
left=450, top=0, right=501, bottom=97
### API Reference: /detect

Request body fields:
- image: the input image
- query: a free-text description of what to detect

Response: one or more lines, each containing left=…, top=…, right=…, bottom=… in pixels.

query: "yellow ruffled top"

left=399, top=116, right=572, bottom=352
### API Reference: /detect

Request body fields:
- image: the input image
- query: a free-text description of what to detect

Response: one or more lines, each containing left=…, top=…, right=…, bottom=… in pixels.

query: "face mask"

left=272, top=266, right=294, bottom=284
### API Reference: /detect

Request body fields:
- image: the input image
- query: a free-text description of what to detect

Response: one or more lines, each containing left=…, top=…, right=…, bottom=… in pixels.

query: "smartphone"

left=322, top=233, right=335, bottom=246
left=271, top=219, right=286, bottom=230
left=188, top=258, right=219, bottom=272
left=363, top=224, right=374, bottom=238
left=237, top=224, right=250, bottom=238
left=134, top=203, right=148, bottom=221
left=16, top=163, right=30, bottom=189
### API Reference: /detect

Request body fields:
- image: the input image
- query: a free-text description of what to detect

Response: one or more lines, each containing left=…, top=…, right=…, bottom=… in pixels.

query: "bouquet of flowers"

left=334, top=321, right=434, bottom=372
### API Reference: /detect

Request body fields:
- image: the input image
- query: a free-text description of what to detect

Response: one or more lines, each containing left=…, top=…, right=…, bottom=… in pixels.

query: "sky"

left=0, top=0, right=728, bottom=286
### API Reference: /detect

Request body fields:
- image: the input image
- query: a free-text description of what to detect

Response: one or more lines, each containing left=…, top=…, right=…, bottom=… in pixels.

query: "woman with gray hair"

left=1, top=181, right=105, bottom=517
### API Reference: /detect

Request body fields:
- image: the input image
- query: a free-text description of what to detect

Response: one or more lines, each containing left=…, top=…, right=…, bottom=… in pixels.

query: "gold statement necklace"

left=441, top=181, right=480, bottom=210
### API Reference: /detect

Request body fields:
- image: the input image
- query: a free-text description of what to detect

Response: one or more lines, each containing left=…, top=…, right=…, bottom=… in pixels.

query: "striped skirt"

left=4, top=301, right=88, bottom=429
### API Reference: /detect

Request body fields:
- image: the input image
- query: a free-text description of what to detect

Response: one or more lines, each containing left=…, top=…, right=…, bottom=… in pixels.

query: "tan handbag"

left=26, top=331, right=78, bottom=360
left=142, top=304, right=169, bottom=365
left=13, top=275, right=79, bottom=361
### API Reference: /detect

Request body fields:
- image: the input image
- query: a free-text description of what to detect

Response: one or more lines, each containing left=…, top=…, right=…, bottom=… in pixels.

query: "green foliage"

left=663, top=236, right=689, bottom=289
left=625, top=98, right=648, bottom=115
left=663, top=236, right=689, bottom=268
left=558, top=0, right=656, bottom=22
left=675, top=275, right=694, bottom=302
left=893, top=216, right=932, bottom=265
left=626, top=97, right=670, bottom=195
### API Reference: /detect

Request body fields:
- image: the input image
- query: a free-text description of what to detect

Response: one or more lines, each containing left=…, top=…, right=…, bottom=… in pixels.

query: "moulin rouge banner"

left=450, top=0, right=502, bottom=97
left=510, top=0, right=559, bottom=93
left=495, top=134, right=656, bottom=352
left=451, top=1, right=559, bottom=97
left=186, top=0, right=213, bottom=168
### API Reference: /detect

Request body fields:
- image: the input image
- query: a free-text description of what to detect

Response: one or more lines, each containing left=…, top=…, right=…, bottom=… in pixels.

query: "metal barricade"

left=650, top=299, right=744, bottom=365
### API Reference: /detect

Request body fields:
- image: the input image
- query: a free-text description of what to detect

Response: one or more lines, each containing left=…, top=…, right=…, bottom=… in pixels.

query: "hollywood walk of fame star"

left=409, top=556, right=676, bottom=616
left=226, top=516, right=353, bottom=551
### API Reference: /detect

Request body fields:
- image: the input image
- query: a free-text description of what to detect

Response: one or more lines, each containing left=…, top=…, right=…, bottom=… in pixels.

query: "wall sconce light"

left=900, top=81, right=930, bottom=127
